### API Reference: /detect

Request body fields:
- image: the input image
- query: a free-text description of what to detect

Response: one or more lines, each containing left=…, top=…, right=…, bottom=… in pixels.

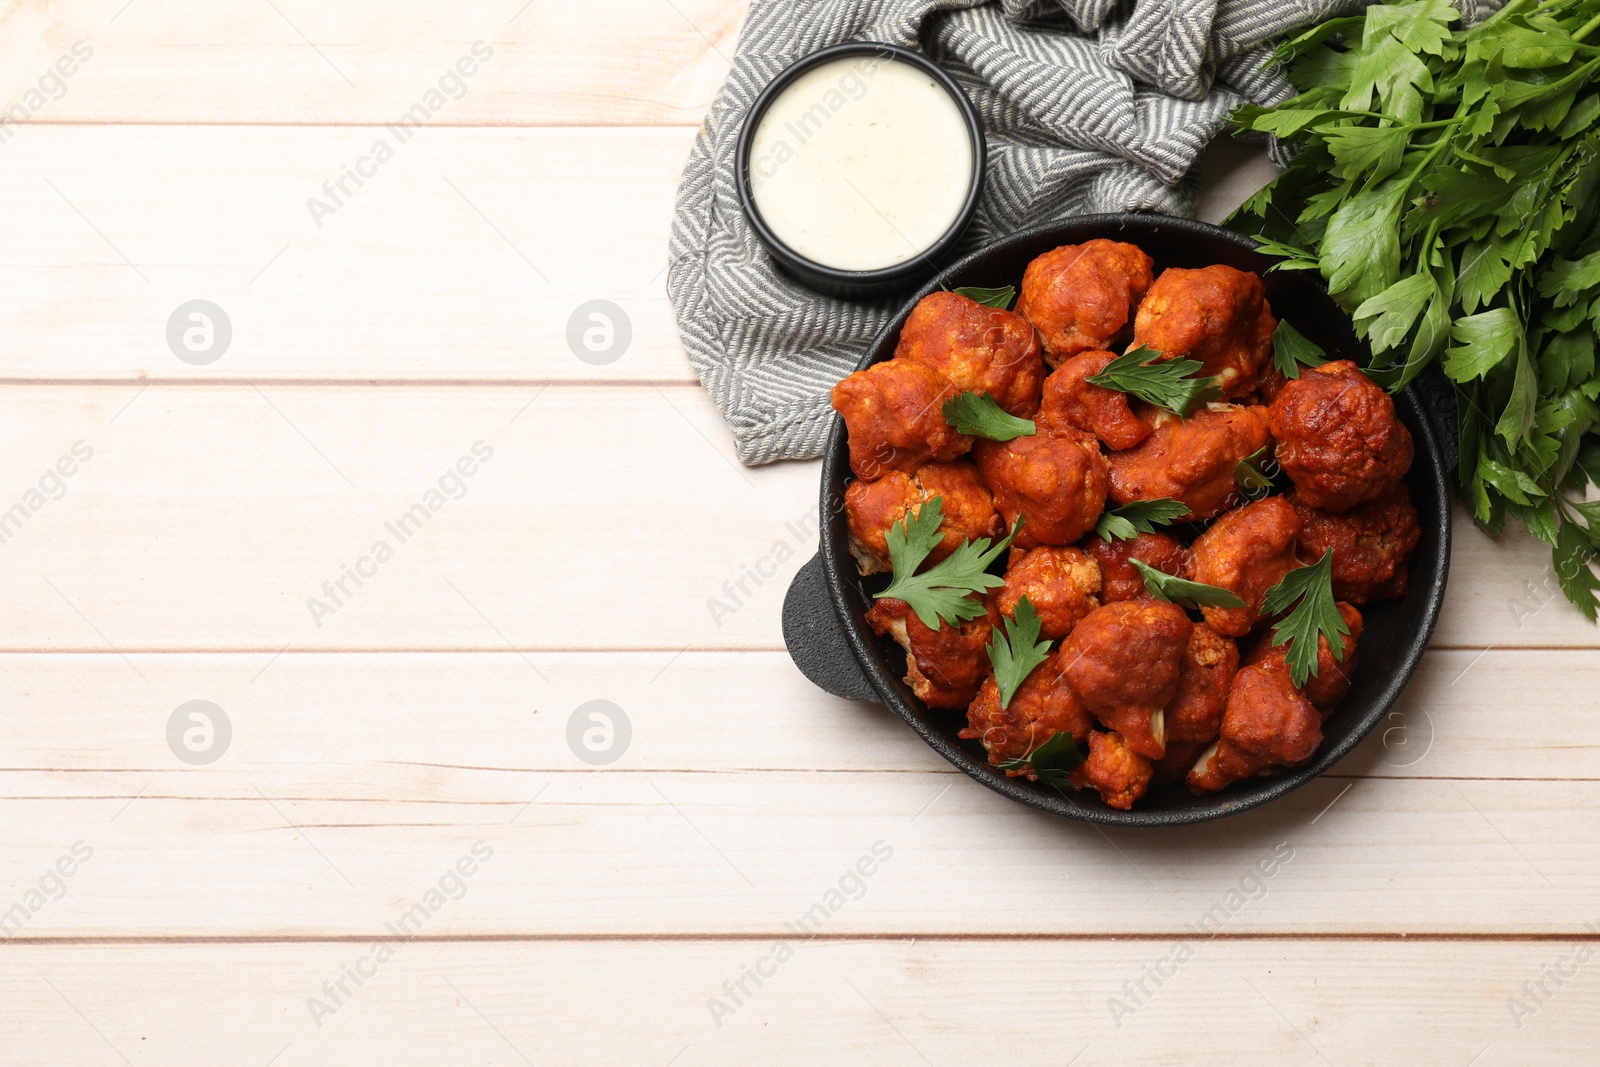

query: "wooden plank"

left=0, top=128, right=1279, bottom=386
left=1, top=710, right=1597, bottom=937
left=0, top=0, right=742, bottom=127
left=0, top=384, right=812, bottom=650
left=0, top=382, right=1588, bottom=650
left=0, top=649, right=1588, bottom=783
left=0, top=940, right=1592, bottom=1064
left=0, top=127, right=695, bottom=383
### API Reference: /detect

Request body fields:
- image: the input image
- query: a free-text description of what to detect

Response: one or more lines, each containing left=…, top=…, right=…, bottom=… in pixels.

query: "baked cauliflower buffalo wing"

left=1290, top=484, right=1421, bottom=603
left=1016, top=239, right=1154, bottom=366
left=995, top=546, right=1102, bottom=641
left=864, top=598, right=992, bottom=710
left=1084, top=531, right=1188, bottom=602
left=844, top=461, right=1001, bottom=576
left=1061, top=599, right=1193, bottom=759
left=831, top=360, right=971, bottom=479
left=1185, top=495, right=1302, bottom=637
left=1247, top=601, right=1364, bottom=713
left=1107, top=404, right=1271, bottom=522
left=1036, top=349, right=1154, bottom=450
left=894, top=291, right=1045, bottom=418
left=1269, top=360, right=1413, bottom=511
left=974, top=427, right=1109, bottom=549
left=1166, top=623, right=1240, bottom=745
left=1073, top=730, right=1154, bottom=810
left=961, top=651, right=1094, bottom=772
left=1132, top=264, right=1276, bottom=399
left=1188, top=661, right=1322, bottom=794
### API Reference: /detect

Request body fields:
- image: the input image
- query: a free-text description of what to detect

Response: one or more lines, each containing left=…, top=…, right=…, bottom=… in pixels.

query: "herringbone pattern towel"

left=667, top=0, right=1494, bottom=465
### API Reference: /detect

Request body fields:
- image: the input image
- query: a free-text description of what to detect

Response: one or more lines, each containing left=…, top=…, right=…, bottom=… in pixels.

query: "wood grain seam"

left=5, top=932, right=1597, bottom=946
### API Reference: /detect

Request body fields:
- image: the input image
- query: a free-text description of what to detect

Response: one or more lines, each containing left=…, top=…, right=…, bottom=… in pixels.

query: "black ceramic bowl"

left=735, top=42, right=986, bottom=299
left=783, top=214, right=1452, bottom=827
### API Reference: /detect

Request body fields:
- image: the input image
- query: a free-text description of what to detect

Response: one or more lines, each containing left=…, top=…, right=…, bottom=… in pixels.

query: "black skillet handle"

left=782, top=553, right=879, bottom=702
left=1411, top=365, right=1461, bottom=475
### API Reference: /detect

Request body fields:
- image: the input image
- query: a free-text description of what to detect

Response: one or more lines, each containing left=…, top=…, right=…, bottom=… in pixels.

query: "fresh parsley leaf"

left=1442, top=307, right=1522, bottom=382
left=1220, top=0, right=1600, bottom=620
left=876, top=499, right=1020, bottom=629
left=1235, top=445, right=1274, bottom=500
left=1476, top=455, right=1545, bottom=506
left=1260, top=550, right=1348, bottom=688
left=950, top=285, right=1017, bottom=310
left=1271, top=320, right=1327, bottom=380
left=986, top=597, right=1052, bottom=708
left=1086, top=345, right=1222, bottom=416
left=997, top=729, right=1084, bottom=792
left=1552, top=511, right=1600, bottom=621
left=1131, top=559, right=1247, bottom=610
left=1495, top=340, right=1540, bottom=449
left=881, top=493, right=945, bottom=580
left=1353, top=274, right=1437, bottom=354
left=1093, top=498, right=1190, bottom=541
left=1321, top=181, right=1406, bottom=306
left=1249, top=237, right=1323, bottom=271
left=1323, top=123, right=1410, bottom=183
left=942, top=391, right=1036, bottom=441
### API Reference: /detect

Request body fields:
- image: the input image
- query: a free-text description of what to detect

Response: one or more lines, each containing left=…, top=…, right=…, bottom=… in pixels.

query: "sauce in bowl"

left=747, top=53, right=976, bottom=274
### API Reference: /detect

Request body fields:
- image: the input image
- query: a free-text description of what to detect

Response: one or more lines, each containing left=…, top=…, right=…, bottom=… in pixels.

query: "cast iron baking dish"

left=782, top=214, right=1452, bottom=827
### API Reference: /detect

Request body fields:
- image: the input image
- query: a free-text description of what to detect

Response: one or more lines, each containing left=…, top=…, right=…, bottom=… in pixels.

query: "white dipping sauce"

left=748, top=54, right=974, bottom=272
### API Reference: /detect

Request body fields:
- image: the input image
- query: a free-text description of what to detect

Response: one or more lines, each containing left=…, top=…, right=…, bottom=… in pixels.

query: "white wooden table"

left=0, top=2, right=1594, bottom=1063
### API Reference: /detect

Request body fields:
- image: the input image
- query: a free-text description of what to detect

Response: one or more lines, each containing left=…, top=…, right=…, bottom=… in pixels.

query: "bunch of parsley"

left=1229, top=0, right=1600, bottom=616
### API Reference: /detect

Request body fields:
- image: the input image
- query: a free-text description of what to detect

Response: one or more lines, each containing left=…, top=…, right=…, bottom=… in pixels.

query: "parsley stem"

left=1574, top=11, right=1600, bottom=41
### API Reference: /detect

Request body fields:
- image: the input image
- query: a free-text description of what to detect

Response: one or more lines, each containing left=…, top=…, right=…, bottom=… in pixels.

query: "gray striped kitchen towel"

left=667, top=0, right=1497, bottom=465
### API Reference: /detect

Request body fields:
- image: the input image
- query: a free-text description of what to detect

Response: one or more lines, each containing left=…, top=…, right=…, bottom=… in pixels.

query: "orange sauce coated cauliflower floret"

left=1016, top=239, right=1154, bottom=366
left=1061, top=598, right=1192, bottom=759
left=894, top=291, right=1045, bottom=418
left=1186, top=495, right=1302, bottom=637
left=1166, top=623, right=1240, bottom=745
left=1083, top=531, right=1189, bottom=602
left=1036, top=349, right=1154, bottom=450
left=1132, top=264, right=1276, bottom=399
left=1246, top=601, right=1364, bottom=713
left=1290, top=483, right=1421, bottom=603
left=1107, top=405, right=1271, bottom=522
left=1188, top=661, right=1322, bottom=794
left=843, top=461, right=1001, bottom=576
left=960, top=652, right=1094, bottom=773
left=974, top=427, right=1109, bottom=549
left=831, top=360, right=971, bottom=479
left=1074, top=730, right=1154, bottom=810
left=995, top=546, right=1102, bottom=641
left=864, top=598, right=992, bottom=711
left=1269, top=360, right=1413, bottom=512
